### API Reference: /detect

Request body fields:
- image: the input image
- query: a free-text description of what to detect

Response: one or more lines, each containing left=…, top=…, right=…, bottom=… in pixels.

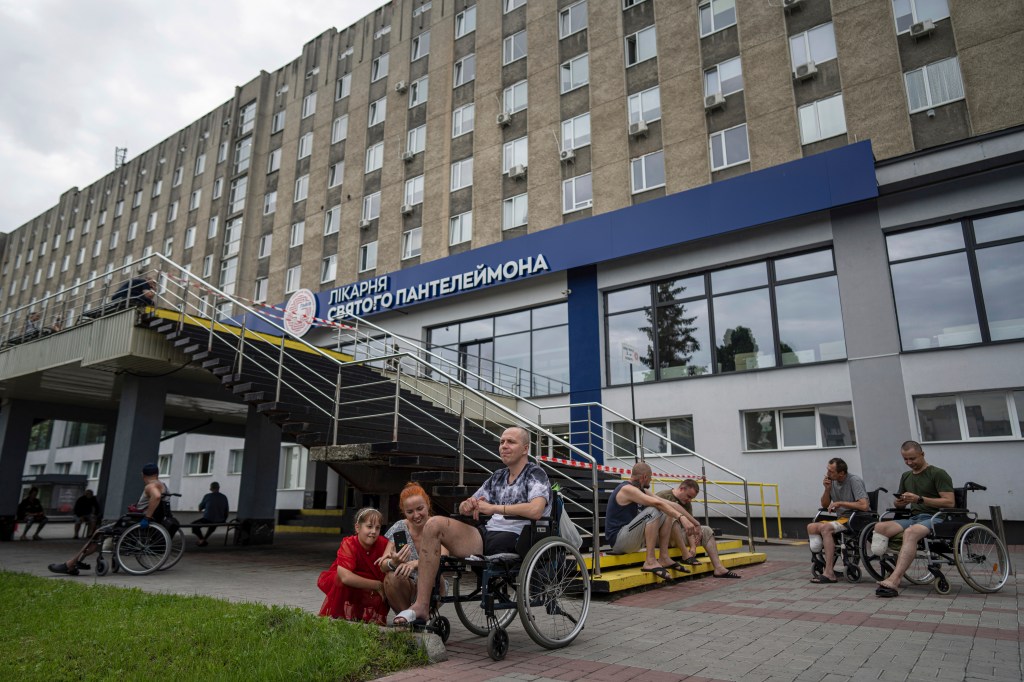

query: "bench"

left=180, top=519, right=241, bottom=546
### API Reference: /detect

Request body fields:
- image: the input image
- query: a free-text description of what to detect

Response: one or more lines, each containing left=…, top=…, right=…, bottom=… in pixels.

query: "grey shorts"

left=611, top=507, right=665, bottom=554
left=892, top=514, right=937, bottom=532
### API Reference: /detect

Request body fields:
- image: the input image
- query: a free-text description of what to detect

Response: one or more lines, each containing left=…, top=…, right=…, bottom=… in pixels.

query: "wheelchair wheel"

left=517, top=536, right=590, bottom=650
left=845, top=565, right=860, bottom=583
left=954, top=523, right=1009, bottom=593
left=903, top=552, right=935, bottom=585
left=934, top=576, right=951, bottom=595
left=96, top=557, right=108, bottom=577
left=432, top=615, right=451, bottom=644
left=159, top=528, right=186, bottom=571
left=858, top=523, right=891, bottom=582
left=487, top=627, right=509, bottom=661
left=453, top=570, right=517, bottom=637
left=114, top=522, right=171, bottom=576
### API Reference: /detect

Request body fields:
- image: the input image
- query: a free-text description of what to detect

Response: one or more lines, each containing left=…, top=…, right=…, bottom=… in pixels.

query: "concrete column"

left=304, top=461, right=329, bottom=509
left=103, top=374, right=167, bottom=519
left=0, top=399, right=35, bottom=540
left=567, top=265, right=605, bottom=462
left=94, top=421, right=118, bottom=520
left=236, top=404, right=281, bottom=544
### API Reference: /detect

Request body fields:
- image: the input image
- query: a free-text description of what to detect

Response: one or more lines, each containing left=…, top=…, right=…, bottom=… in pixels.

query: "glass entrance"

left=459, top=340, right=494, bottom=391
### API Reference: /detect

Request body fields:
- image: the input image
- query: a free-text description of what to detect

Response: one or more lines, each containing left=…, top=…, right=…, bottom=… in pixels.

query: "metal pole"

left=591, top=466, right=601, bottom=578
left=701, top=462, right=710, bottom=526
left=392, top=362, right=402, bottom=442
left=457, top=400, right=466, bottom=487
left=235, top=318, right=247, bottom=376
left=275, top=334, right=286, bottom=403
left=207, top=300, right=217, bottom=351
left=743, top=480, right=754, bottom=553
left=989, top=505, right=1013, bottom=575
left=332, top=366, right=342, bottom=446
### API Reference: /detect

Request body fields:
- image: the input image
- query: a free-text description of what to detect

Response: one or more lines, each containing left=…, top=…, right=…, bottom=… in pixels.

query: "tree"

left=716, top=325, right=758, bottom=372
left=637, top=281, right=702, bottom=378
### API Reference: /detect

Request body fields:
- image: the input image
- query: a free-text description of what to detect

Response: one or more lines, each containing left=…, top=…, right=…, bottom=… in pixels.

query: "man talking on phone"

left=806, top=457, right=868, bottom=584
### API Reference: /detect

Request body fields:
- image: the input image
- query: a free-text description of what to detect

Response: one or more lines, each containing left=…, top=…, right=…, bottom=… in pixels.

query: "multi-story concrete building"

left=2, top=0, right=1022, bottom=537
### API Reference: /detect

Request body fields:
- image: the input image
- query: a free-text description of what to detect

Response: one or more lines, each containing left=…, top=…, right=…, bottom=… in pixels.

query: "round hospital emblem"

left=283, top=288, right=318, bottom=337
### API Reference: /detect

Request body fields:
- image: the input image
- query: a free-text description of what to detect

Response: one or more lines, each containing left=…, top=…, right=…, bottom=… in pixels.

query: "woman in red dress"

left=318, top=507, right=389, bottom=624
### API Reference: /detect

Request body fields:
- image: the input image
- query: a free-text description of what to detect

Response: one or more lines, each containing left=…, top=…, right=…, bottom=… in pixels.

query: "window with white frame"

left=229, top=176, right=248, bottom=213
left=285, top=265, right=301, bottom=293
left=365, top=142, right=384, bottom=173
left=189, top=189, right=202, bottom=211
left=290, top=221, right=305, bottom=247
left=228, top=449, right=244, bottom=475
left=362, top=192, right=381, bottom=221
left=218, top=141, right=228, bottom=163
left=710, top=124, right=749, bottom=170
left=298, top=132, right=313, bottom=159
left=219, top=256, right=238, bottom=294
left=336, top=73, right=351, bottom=100
left=185, top=451, right=214, bottom=475
left=371, top=53, right=389, bottom=82
left=502, top=137, right=528, bottom=173
left=184, top=226, right=196, bottom=249
left=132, top=189, right=142, bottom=207
left=413, top=1, right=431, bottom=17
left=407, top=125, right=426, bottom=155
left=412, top=31, right=430, bottom=60
left=127, top=221, right=137, bottom=241
left=451, top=158, right=473, bottom=191
left=409, top=76, right=429, bottom=107
left=504, top=0, right=526, bottom=11
left=271, top=110, right=286, bottom=134
left=323, top=205, right=340, bottom=235
left=628, top=86, right=661, bottom=124
left=167, top=201, right=179, bottom=222
left=559, top=1, right=588, bottom=37
left=368, top=97, right=387, bottom=126
left=152, top=179, right=163, bottom=198
left=404, top=175, right=425, bottom=206
left=202, top=255, right=213, bottom=277
left=263, top=191, right=277, bottom=215
left=503, top=30, right=527, bottom=65
left=172, top=167, right=184, bottom=188
left=560, top=54, right=589, bottom=93
left=561, top=112, right=591, bottom=150
left=194, top=154, right=206, bottom=175
left=332, top=114, right=349, bottom=143
left=453, top=54, right=476, bottom=87
left=455, top=5, right=476, bottom=38
left=798, top=93, right=847, bottom=144
left=699, top=0, right=736, bottom=37
left=238, top=101, right=256, bottom=135
left=267, top=148, right=281, bottom=173
left=744, top=404, right=856, bottom=451
left=503, top=193, right=528, bottom=230
left=224, top=217, right=242, bottom=256
left=905, top=57, right=964, bottom=113
left=359, top=241, right=378, bottom=272
left=609, top=416, right=695, bottom=457
left=503, top=80, right=528, bottom=114
left=631, top=150, right=665, bottom=193
left=452, top=103, right=475, bottom=137
left=234, top=137, right=252, bottom=174
left=258, top=233, right=272, bottom=258
left=328, top=162, right=344, bottom=188
left=146, top=211, right=157, bottom=231
left=281, top=445, right=306, bottom=489
left=84, top=460, right=101, bottom=479
left=893, top=0, right=949, bottom=34
left=402, top=227, right=422, bottom=259
left=114, top=199, right=124, bottom=216
left=213, top=177, right=223, bottom=199
left=321, top=254, right=337, bottom=283
left=208, top=216, right=218, bottom=238
left=294, top=175, right=309, bottom=202
left=704, top=56, right=743, bottom=97
left=254, top=277, right=268, bottom=303
left=789, top=23, right=837, bottom=71
left=302, top=92, right=317, bottom=118
left=562, top=173, right=593, bottom=213
left=916, top=390, right=1023, bottom=442
left=625, top=25, right=657, bottom=66
left=449, top=211, right=473, bottom=245
left=92, top=238, right=102, bottom=257
left=109, top=230, right=119, bottom=249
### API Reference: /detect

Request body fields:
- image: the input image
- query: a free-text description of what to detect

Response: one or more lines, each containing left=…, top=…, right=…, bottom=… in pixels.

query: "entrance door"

left=459, top=340, right=494, bottom=391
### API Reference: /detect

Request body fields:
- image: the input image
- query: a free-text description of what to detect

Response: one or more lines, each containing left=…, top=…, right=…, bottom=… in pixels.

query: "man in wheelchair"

left=869, top=441, right=954, bottom=597
left=807, top=457, right=868, bottom=584
left=393, top=426, right=550, bottom=627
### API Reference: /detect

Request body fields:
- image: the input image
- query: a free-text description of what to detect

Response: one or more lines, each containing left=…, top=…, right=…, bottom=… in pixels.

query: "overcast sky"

left=0, top=0, right=389, bottom=233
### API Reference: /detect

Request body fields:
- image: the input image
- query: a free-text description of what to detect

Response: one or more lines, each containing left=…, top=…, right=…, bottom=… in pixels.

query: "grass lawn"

left=0, top=571, right=426, bottom=681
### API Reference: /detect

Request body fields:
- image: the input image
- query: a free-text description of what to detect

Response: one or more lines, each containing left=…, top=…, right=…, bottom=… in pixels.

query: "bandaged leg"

left=871, top=531, right=889, bottom=557
left=809, top=534, right=823, bottom=553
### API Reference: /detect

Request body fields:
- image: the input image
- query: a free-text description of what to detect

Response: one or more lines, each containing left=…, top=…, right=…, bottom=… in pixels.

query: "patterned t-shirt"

left=472, top=461, right=551, bottom=535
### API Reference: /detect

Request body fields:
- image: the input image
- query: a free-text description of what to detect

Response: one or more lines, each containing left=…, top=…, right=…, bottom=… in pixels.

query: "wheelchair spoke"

left=518, top=537, right=590, bottom=650
left=954, top=523, right=1009, bottom=593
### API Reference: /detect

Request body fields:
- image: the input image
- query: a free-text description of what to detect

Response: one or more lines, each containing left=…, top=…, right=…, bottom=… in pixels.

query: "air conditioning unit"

left=394, top=80, right=408, bottom=93
left=496, top=112, right=512, bottom=126
left=400, top=203, right=414, bottom=215
left=276, top=84, right=289, bottom=96
left=359, top=219, right=372, bottom=230
left=628, top=120, right=648, bottom=137
left=508, top=164, right=527, bottom=179
left=559, top=149, right=576, bottom=163
left=305, top=67, right=319, bottom=78
left=704, top=92, right=725, bottom=111
left=794, top=61, right=818, bottom=81
left=910, top=19, right=935, bottom=39
left=402, top=150, right=416, bottom=162
left=782, top=0, right=803, bottom=11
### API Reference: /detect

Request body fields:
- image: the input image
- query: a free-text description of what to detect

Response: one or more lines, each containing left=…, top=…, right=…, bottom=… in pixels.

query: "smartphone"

left=393, top=530, right=408, bottom=551
left=893, top=492, right=902, bottom=498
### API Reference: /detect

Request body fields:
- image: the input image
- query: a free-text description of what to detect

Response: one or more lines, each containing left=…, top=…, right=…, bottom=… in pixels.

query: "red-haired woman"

left=318, top=507, right=389, bottom=624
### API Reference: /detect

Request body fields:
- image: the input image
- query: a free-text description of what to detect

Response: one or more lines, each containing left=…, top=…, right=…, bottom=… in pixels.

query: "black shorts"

left=478, top=528, right=520, bottom=556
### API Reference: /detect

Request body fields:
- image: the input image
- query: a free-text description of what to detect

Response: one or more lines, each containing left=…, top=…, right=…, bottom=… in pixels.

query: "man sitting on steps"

left=656, top=479, right=741, bottom=579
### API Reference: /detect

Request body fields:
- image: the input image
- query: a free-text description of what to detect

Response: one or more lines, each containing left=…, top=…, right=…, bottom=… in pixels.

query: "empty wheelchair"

left=810, top=487, right=888, bottom=583
left=93, top=493, right=183, bottom=577
left=858, top=482, right=1010, bottom=594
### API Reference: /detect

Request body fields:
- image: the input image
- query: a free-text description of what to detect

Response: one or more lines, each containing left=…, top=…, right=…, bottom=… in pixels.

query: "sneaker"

left=48, top=563, right=79, bottom=576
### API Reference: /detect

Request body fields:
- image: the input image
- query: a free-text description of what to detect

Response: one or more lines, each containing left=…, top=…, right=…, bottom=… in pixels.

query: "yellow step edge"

left=592, top=552, right=767, bottom=591
left=275, top=525, right=342, bottom=534
left=584, top=540, right=743, bottom=570
left=298, top=509, right=346, bottom=517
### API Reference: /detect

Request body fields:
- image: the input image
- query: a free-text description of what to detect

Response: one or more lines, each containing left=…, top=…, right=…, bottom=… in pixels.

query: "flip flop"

left=810, top=575, right=837, bottom=584
left=664, top=561, right=690, bottom=572
left=875, top=586, right=899, bottom=598
left=641, top=566, right=673, bottom=580
left=393, top=608, right=425, bottom=627
left=681, top=557, right=701, bottom=566
left=713, top=570, right=741, bottom=579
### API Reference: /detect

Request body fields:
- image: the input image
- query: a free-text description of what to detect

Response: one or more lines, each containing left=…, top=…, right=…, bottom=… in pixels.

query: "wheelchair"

left=421, top=492, right=591, bottom=661
left=91, top=493, right=184, bottom=577
left=858, top=482, right=1010, bottom=594
left=810, top=487, right=888, bottom=583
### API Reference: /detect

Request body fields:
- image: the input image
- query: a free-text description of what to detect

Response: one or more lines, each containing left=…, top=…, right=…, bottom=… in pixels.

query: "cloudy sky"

left=0, top=0, right=389, bottom=233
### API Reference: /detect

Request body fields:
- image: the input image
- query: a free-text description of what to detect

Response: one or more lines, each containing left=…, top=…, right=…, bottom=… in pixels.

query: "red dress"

left=318, top=534, right=389, bottom=624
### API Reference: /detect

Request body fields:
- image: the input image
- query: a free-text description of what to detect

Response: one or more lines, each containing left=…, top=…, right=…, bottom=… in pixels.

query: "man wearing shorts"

left=806, top=457, right=868, bottom=583
left=657, top=479, right=741, bottom=579
left=871, top=441, right=954, bottom=597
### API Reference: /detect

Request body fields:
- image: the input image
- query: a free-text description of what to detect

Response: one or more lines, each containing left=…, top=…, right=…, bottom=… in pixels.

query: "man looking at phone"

left=806, top=457, right=868, bottom=583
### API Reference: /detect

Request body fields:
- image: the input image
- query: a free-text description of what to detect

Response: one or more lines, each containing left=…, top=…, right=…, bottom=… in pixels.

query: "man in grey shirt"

left=807, top=457, right=868, bottom=583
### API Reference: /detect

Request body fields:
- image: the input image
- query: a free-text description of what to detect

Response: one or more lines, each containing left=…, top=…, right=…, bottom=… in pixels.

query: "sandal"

left=810, top=575, right=837, bottom=584
left=640, top=566, right=673, bottom=580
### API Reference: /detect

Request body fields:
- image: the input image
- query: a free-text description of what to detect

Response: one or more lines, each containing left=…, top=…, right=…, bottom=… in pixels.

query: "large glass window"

left=185, top=451, right=214, bottom=475
left=798, top=93, right=847, bottom=145
left=892, top=0, right=950, bottom=34
left=789, top=23, right=837, bottom=70
left=710, top=124, right=749, bottom=170
left=502, top=137, right=528, bottom=173
left=905, top=57, right=964, bottom=113
left=699, top=0, right=736, bottom=37
left=503, top=30, right=527, bottom=65
left=743, top=405, right=856, bottom=451
left=609, top=417, right=695, bottom=461
left=628, top=86, right=661, bottom=124
left=630, top=150, right=665, bottom=193
left=625, top=26, right=657, bottom=67
left=559, top=1, right=587, bottom=38
left=560, top=54, right=589, bottom=93
left=561, top=112, right=591, bottom=151
left=504, top=81, right=528, bottom=114
left=916, top=390, right=1023, bottom=442
left=562, top=173, right=592, bottom=213
left=704, top=57, right=743, bottom=97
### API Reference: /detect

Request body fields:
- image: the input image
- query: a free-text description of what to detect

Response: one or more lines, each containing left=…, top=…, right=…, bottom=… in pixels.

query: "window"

left=893, top=0, right=950, bottom=34
left=631, top=150, right=665, bottom=193
left=407, top=125, right=426, bottom=155
left=292, top=174, right=307, bottom=200
left=404, top=175, right=424, bottom=206
left=234, top=137, right=252, bottom=174
left=335, top=74, right=352, bottom=100
left=285, top=265, right=301, bottom=293
left=451, top=157, right=473, bottom=191
left=625, top=26, right=657, bottom=66
left=146, top=211, right=157, bottom=232
left=132, top=189, right=142, bottom=208
left=704, top=56, right=743, bottom=97
left=362, top=191, right=381, bottom=221
left=699, top=0, right=736, bottom=37
left=916, top=390, right=1024, bottom=442
left=223, top=217, right=242, bottom=257
left=628, top=86, right=661, bottom=124
left=218, top=141, right=228, bottom=163
left=264, top=191, right=277, bottom=215
left=453, top=54, right=476, bottom=87
left=128, top=221, right=138, bottom=241
left=559, top=1, right=588, bottom=37
left=359, top=241, right=378, bottom=272
left=413, top=2, right=432, bottom=17
left=561, top=112, right=591, bottom=151
left=298, top=132, right=313, bottom=159
left=328, top=162, right=344, bottom=188
left=452, top=103, right=475, bottom=137
left=167, top=200, right=179, bottom=222
left=271, top=110, right=286, bottom=134
left=503, top=30, right=527, bottom=65
left=623, top=0, right=647, bottom=7
left=503, top=193, right=528, bottom=230
left=409, top=76, right=429, bottom=107
left=258, top=233, right=272, bottom=258
left=208, top=216, right=219, bottom=239
left=290, top=221, right=305, bottom=247
left=365, top=142, right=384, bottom=173
left=798, top=94, right=847, bottom=144
left=268, top=148, right=281, bottom=173
left=92, top=238, right=102, bottom=257
left=219, top=256, right=238, bottom=294
left=449, top=211, right=473, bottom=245
left=744, top=405, right=856, bottom=451
left=238, top=101, right=256, bottom=135
left=114, top=199, right=124, bottom=216
left=502, top=137, right=528, bottom=173
left=172, top=166, right=183, bottom=187
left=185, top=451, right=214, bottom=475
left=610, top=417, right=695, bottom=459
left=504, top=0, right=526, bottom=12
left=503, top=81, right=528, bottom=114
left=229, top=176, right=248, bottom=213
left=202, top=255, right=213, bottom=277
left=402, top=227, right=422, bottom=259
left=189, top=189, right=202, bottom=210
left=371, top=53, right=389, bottom=82
left=321, top=254, right=337, bottom=283
left=109, top=230, right=119, bottom=249
left=281, top=445, right=306, bottom=490
left=905, top=57, right=965, bottom=113
left=152, top=179, right=163, bottom=198
left=184, top=226, right=196, bottom=249
left=789, top=23, right=837, bottom=71
left=213, top=177, right=223, bottom=199
left=332, top=114, right=349, bottom=143
left=228, top=449, right=244, bottom=475
left=560, top=54, right=589, bottom=93
left=709, top=123, right=749, bottom=170
left=887, top=209, right=1024, bottom=348
left=412, top=31, right=430, bottom=60
left=562, top=173, right=592, bottom=213
left=302, top=92, right=317, bottom=118
left=455, top=5, right=476, bottom=38
left=368, top=97, right=387, bottom=126
left=84, top=460, right=101, bottom=480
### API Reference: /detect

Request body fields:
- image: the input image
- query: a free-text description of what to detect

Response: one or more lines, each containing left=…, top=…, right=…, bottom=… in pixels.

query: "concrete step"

left=590, top=549, right=767, bottom=593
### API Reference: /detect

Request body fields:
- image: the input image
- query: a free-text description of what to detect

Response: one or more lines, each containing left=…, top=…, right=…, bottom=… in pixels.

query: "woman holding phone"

left=377, top=482, right=446, bottom=619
